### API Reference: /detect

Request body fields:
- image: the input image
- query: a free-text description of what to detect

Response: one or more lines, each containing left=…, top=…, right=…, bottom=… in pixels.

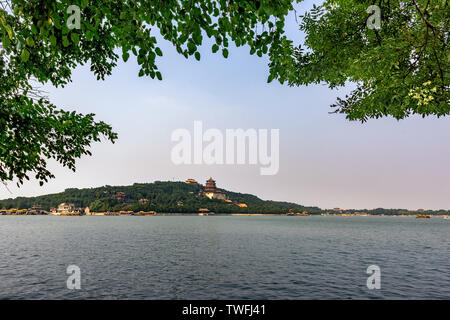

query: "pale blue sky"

left=1, top=1, right=449, bottom=210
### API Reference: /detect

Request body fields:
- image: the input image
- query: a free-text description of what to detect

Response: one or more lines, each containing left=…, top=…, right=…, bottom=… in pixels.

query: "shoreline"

left=1, top=213, right=450, bottom=218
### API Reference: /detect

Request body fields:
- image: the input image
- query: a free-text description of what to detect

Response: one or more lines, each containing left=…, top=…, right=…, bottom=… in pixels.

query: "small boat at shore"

left=135, top=211, right=156, bottom=216
left=119, top=211, right=134, bottom=215
left=287, top=211, right=309, bottom=216
left=416, top=214, right=431, bottom=219
left=104, top=212, right=120, bottom=216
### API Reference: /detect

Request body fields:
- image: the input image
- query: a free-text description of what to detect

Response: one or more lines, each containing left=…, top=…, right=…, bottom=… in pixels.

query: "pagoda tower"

left=204, top=177, right=227, bottom=200
left=205, top=177, right=217, bottom=193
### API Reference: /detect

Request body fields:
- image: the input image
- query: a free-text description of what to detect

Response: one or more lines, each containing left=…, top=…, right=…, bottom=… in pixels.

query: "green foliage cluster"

left=1, top=0, right=297, bottom=83
left=269, top=0, right=449, bottom=121
left=0, top=96, right=117, bottom=186
left=0, top=181, right=320, bottom=214
left=0, top=0, right=298, bottom=186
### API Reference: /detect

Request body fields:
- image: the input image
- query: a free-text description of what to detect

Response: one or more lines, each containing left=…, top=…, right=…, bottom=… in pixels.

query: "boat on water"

left=104, top=212, right=120, bottom=216
left=135, top=211, right=156, bottom=216
left=119, top=211, right=134, bottom=216
left=198, top=208, right=210, bottom=216
left=287, top=211, right=309, bottom=216
left=416, top=214, right=431, bottom=219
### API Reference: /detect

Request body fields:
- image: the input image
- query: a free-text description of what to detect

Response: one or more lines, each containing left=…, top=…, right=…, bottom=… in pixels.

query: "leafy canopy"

left=0, top=0, right=298, bottom=186
left=268, top=0, right=449, bottom=121
left=0, top=0, right=449, bottom=186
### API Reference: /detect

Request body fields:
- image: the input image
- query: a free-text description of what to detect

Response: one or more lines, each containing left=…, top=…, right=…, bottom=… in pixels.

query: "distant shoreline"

left=2, top=213, right=450, bottom=218
left=3, top=181, right=449, bottom=217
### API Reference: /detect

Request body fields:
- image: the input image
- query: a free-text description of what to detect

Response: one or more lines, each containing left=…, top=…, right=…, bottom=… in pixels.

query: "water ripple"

left=0, top=216, right=448, bottom=299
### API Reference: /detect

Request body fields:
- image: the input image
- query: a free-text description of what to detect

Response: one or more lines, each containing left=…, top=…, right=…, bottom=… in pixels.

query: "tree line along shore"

left=0, top=180, right=449, bottom=217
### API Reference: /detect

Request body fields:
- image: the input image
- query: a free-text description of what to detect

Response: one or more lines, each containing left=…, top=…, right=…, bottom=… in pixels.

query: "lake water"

left=0, top=216, right=448, bottom=299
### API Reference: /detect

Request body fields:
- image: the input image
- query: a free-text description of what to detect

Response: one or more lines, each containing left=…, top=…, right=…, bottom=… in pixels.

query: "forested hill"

left=0, top=181, right=321, bottom=214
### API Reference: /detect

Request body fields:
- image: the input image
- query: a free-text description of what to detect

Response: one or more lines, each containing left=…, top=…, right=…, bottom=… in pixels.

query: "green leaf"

left=193, top=33, right=202, bottom=45
left=2, top=22, right=13, bottom=40
left=156, top=71, right=162, bottom=80
left=187, top=41, right=197, bottom=54
left=62, top=36, right=70, bottom=47
left=155, top=47, right=163, bottom=56
left=123, top=52, right=130, bottom=62
left=276, top=20, right=284, bottom=29
left=194, top=52, right=200, bottom=61
left=86, top=31, right=93, bottom=41
left=21, top=49, right=30, bottom=62
left=71, top=33, right=79, bottom=45
left=50, top=35, right=57, bottom=47
left=222, top=48, right=229, bottom=58
left=212, top=44, right=219, bottom=53
left=2, top=35, right=11, bottom=48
